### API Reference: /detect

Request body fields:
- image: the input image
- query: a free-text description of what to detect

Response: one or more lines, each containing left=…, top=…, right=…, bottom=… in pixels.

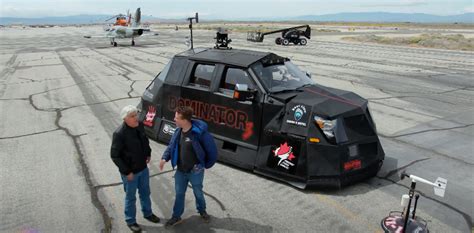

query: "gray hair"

left=120, top=105, right=138, bottom=120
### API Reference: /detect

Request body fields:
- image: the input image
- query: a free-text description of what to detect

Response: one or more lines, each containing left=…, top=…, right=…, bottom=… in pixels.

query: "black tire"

left=113, top=42, right=117, bottom=47
left=131, top=40, right=135, bottom=46
left=275, top=38, right=281, bottom=45
left=282, top=39, right=289, bottom=46
left=300, top=38, right=307, bottom=45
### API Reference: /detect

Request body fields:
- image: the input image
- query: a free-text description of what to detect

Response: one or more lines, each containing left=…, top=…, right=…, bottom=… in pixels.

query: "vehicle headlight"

left=314, top=115, right=337, bottom=139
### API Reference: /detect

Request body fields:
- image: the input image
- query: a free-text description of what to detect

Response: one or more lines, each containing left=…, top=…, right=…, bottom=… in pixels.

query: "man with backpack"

left=159, top=106, right=218, bottom=227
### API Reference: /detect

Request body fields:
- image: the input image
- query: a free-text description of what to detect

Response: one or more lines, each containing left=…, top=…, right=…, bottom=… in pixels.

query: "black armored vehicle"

left=138, top=48, right=384, bottom=188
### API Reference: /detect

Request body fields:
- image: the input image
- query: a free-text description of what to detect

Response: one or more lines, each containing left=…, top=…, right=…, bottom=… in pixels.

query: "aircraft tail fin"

left=132, top=8, right=141, bottom=27
left=127, top=9, right=131, bottom=25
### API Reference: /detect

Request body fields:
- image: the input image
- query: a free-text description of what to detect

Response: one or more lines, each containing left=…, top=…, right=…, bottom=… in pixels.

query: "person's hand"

left=159, top=159, right=166, bottom=171
left=146, top=156, right=151, bottom=164
left=127, top=173, right=134, bottom=181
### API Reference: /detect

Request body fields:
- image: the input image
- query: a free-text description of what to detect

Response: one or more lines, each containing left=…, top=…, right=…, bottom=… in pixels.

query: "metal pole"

left=403, top=181, right=416, bottom=233
left=412, top=194, right=420, bottom=219
left=189, top=19, right=193, bottom=49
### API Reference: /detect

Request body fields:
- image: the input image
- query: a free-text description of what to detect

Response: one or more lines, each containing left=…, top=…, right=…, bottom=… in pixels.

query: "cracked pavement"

left=0, top=25, right=472, bottom=233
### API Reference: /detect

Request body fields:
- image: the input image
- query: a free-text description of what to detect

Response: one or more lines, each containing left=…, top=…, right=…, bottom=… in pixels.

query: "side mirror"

left=235, top=84, right=248, bottom=91
left=233, top=84, right=255, bottom=101
left=305, top=71, right=312, bottom=78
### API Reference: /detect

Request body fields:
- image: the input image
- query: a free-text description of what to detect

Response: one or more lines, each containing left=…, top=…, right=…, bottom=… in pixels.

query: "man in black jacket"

left=111, top=105, right=160, bottom=232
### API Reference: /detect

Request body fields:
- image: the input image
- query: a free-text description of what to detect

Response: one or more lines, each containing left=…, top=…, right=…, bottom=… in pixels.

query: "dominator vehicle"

left=138, top=47, right=384, bottom=188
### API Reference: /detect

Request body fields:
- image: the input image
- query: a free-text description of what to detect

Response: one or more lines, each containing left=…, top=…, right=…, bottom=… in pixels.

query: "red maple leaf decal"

left=273, top=142, right=295, bottom=161
left=277, top=142, right=291, bottom=155
left=287, top=151, right=295, bottom=161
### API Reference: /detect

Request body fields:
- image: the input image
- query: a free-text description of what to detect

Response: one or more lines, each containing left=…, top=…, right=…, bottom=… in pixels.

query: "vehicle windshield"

left=251, top=61, right=314, bottom=93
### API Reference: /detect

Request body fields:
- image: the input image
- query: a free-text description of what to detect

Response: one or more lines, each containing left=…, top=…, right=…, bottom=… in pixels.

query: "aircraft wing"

left=84, top=35, right=116, bottom=39
left=130, top=27, right=151, bottom=31
left=140, top=32, right=159, bottom=37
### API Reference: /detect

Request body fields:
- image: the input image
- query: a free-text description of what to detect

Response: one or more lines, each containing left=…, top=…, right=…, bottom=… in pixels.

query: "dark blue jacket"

left=162, top=120, right=217, bottom=169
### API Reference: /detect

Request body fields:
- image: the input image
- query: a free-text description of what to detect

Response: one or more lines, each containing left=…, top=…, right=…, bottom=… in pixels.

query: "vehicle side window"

left=189, top=64, right=215, bottom=88
left=157, top=60, right=172, bottom=82
left=145, top=60, right=171, bottom=95
left=165, top=57, right=187, bottom=84
left=220, top=68, right=255, bottom=92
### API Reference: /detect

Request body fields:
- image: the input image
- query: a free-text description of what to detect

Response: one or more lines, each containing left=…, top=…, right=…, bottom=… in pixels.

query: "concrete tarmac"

left=0, top=25, right=472, bottom=233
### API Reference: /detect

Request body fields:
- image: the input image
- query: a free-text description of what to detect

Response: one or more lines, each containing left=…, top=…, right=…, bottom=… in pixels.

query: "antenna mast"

left=187, top=12, right=199, bottom=49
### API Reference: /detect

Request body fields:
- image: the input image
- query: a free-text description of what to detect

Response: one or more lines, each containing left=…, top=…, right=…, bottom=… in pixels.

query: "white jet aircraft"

left=84, top=8, right=158, bottom=47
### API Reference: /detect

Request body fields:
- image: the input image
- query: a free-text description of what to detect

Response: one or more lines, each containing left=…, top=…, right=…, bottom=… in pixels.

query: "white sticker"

left=163, top=123, right=176, bottom=135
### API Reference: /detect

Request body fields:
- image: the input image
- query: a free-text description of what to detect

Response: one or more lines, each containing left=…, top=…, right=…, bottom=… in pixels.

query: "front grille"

left=306, top=160, right=382, bottom=188
left=340, top=160, right=382, bottom=186
left=343, top=114, right=375, bottom=140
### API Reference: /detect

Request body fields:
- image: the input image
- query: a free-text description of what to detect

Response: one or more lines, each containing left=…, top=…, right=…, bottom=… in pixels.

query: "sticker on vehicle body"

left=143, top=106, right=156, bottom=127
left=163, top=123, right=176, bottom=135
left=242, top=122, right=254, bottom=141
left=143, top=90, right=154, bottom=99
left=273, top=142, right=296, bottom=170
left=286, top=104, right=307, bottom=127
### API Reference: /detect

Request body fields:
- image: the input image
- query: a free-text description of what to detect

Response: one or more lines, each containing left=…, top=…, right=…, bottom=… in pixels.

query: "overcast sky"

left=1, top=0, right=473, bottom=18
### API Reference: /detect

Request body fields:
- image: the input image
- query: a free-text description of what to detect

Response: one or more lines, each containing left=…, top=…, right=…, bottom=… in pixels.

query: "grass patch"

left=342, top=33, right=474, bottom=51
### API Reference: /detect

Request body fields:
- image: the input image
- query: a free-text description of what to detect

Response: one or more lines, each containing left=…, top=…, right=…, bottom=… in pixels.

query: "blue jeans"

left=172, top=165, right=206, bottom=218
left=120, top=167, right=152, bottom=225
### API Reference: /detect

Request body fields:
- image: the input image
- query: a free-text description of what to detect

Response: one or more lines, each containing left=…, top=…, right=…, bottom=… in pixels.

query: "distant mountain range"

left=1, top=12, right=473, bottom=25
left=0, top=14, right=159, bottom=25
left=291, top=12, right=473, bottom=23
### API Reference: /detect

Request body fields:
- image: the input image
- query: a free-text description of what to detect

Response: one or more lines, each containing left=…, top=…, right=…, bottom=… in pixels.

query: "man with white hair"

left=111, top=105, right=160, bottom=232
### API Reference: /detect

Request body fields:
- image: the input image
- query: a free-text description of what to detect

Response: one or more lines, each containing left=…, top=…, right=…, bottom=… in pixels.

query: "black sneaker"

left=127, top=223, right=142, bottom=232
left=165, top=217, right=182, bottom=227
left=144, top=213, right=160, bottom=223
left=200, top=211, right=210, bottom=222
